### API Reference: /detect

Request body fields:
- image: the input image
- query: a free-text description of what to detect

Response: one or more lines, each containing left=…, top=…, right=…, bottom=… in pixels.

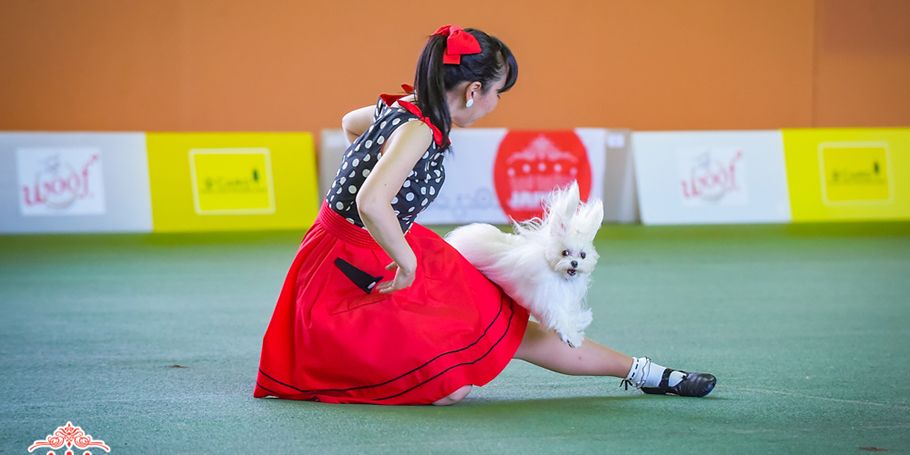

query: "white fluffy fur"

left=445, top=181, right=604, bottom=348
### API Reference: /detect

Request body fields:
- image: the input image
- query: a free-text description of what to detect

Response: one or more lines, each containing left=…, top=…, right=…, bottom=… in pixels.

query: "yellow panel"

left=782, top=129, right=910, bottom=222
left=147, top=133, right=318, bottom=232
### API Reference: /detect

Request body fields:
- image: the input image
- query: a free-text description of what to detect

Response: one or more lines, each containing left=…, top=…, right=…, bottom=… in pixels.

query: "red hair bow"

left=432, top=24, right=481, bottom=65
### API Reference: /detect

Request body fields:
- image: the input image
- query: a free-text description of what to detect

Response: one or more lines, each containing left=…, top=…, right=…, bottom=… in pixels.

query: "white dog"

left=445, top=182, right=604, bottom=348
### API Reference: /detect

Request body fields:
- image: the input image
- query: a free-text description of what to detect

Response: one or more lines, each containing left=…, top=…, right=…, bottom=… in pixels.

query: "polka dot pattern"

left=326, top=96, right=447, bottom=232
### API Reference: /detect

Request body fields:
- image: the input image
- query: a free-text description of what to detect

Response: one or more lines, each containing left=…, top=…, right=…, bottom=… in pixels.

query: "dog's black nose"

left=571, top=260, right=578, bottom=268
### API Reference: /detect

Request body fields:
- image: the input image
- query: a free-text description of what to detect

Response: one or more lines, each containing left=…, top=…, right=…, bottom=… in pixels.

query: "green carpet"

left=1, top=222, right=908, bottom=454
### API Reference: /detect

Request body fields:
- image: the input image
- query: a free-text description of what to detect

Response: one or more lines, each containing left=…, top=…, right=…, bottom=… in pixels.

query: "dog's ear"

left=546, top=181, right=580, bottom=236
left=567, top=181, right=581, bottom=208
left=575, top=198, right=604, bottom=242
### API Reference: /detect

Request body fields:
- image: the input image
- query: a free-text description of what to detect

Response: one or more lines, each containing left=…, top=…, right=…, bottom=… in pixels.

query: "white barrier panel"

left=421, top=129, right=512, bottom=223
left=0, top=133, right=152, bottom=233
left=603, top=129, right=639, bottom=223
left=423, top=129, right=607, bottom=224
left=632, top=131, right=791, bottom=225
left=320, top=129, right=609, bottom=224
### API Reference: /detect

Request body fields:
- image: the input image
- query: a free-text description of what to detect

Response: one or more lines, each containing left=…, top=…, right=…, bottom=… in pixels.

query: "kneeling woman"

left=253, top=24, right=716, bottom=405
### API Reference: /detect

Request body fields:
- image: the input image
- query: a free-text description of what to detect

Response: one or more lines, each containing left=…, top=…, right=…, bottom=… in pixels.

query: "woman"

left=254, top=25, right=716, bottom=405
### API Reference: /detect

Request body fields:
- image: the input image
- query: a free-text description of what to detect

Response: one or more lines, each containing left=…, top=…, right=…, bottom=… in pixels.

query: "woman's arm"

left=356, top=120, right=433, bottom=293
left=341, top=105, right=376, bottom=146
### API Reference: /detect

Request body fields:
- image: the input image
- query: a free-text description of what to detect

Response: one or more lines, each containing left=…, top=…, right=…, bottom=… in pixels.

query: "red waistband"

left=316, top=201, right=397, bottom=249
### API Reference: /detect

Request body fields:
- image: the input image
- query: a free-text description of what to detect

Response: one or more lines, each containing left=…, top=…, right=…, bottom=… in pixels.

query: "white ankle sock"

left=625, top=357, right=686, bottom=388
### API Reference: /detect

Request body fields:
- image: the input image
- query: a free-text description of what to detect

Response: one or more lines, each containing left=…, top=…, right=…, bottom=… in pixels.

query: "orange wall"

left=0, top=0, right=908, bottom=133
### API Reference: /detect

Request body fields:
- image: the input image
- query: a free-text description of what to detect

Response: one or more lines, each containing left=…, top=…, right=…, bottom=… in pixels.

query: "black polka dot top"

left=326, top=91, right=449, bottom=233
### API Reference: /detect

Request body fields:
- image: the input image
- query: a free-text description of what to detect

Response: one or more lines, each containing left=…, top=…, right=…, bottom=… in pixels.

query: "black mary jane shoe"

left=639, top=368, right=717, bottom=397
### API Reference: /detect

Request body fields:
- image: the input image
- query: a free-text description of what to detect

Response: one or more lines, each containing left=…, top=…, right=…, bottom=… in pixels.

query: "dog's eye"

left=561, top=249, right=570, bottom=257
left=580, top=252, right=587, bottom=259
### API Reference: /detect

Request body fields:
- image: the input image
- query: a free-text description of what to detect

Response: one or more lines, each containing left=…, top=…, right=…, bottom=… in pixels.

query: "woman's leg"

left=432, top=320, right=632, bottom=406
left=514, top=320, right=633, bottom=377
left=432, top=385, right=473, bottom=406
left=514, top=320, right=717, bottom=397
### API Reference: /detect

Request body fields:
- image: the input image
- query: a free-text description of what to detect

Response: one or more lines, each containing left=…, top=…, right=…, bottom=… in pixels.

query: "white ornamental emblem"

left=28, top=421, right=111, bottom=454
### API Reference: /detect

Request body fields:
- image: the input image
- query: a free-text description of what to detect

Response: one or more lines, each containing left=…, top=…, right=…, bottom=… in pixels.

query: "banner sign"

left=633, top=131, right=791, bottom=224
left=0, top=133, right=151, bottom=233
left=146, top=133, right=318, bottom=232
left=320, top=128, right=608, bottom=224
left=783, top=128, right=910, bottom=221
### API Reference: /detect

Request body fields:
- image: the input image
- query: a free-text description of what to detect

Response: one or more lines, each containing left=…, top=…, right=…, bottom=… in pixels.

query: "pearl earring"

left=466, top=98, right=474, bottom=108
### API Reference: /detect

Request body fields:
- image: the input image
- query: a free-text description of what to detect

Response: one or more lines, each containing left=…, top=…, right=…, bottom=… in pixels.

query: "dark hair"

left=413, top=28, right=518, bottom=146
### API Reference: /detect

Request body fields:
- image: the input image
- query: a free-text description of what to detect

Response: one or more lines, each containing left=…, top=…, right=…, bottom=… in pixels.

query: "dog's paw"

left=558, top=329, right=585, bottom=349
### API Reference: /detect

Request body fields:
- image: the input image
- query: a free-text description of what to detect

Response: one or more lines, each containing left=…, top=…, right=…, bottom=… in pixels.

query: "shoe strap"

left=658, top=368, right=673, bottom=390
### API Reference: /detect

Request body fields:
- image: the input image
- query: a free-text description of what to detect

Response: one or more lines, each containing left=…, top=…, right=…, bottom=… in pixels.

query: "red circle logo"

left=493, top=131, right=592, bottom=221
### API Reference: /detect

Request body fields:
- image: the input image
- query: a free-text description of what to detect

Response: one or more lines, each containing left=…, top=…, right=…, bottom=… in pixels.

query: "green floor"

left=1, top=222, right=909, bottom=454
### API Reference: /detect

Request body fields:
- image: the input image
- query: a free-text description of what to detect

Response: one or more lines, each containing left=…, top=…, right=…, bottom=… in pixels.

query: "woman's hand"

left=377, top=260, right=417, bottom=294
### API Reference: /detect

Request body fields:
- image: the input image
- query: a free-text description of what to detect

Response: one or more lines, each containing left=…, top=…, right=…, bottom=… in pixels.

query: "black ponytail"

left=413, top=28, right=518, bottom=147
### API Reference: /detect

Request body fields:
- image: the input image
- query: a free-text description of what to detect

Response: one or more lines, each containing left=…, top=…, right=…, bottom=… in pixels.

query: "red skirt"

left=253, top=203, right=529, bottom=405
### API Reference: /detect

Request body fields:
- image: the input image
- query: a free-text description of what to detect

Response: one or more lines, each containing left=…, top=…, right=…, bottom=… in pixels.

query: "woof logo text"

left=677, top=148, right=749, bottom=207
left=17, top=147, right=107, bottom=216
left=28, top=421, right=111, bottom=454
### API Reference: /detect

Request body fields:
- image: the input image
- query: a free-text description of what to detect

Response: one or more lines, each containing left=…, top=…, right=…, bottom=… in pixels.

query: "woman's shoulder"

left=371, top=101, right=432, bottom=143
left=373, top=85, right=444, bottom=149
left=383, top=114, right=433, bottom=150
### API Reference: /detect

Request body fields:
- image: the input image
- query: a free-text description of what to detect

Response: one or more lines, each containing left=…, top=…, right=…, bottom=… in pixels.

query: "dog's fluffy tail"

left=444, top=223, right=514, bottom=269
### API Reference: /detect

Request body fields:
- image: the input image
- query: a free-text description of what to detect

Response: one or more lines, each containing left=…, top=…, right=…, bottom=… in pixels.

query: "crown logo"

left=28, top=421, right=111, bottom=454
left=505, top=135, right=578, bottom=164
